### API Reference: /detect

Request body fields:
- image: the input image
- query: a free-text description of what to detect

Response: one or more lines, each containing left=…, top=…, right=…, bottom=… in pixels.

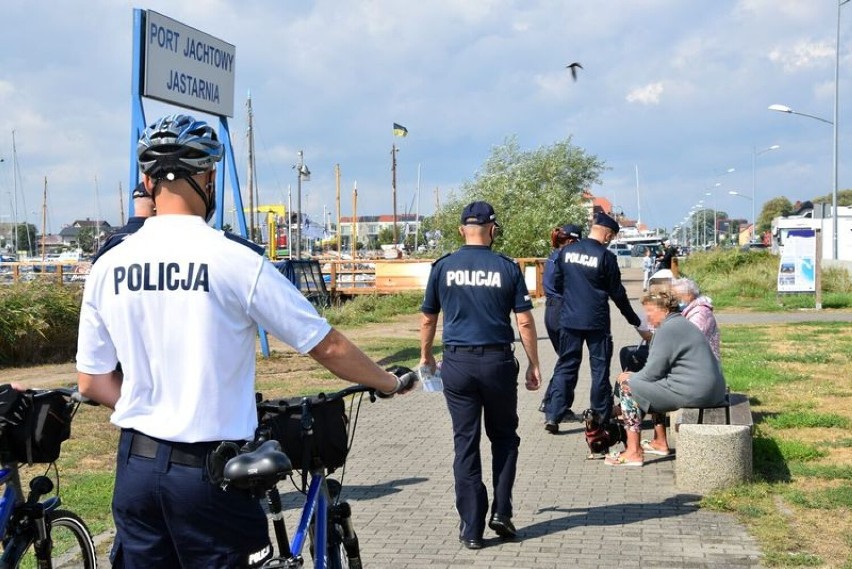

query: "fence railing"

left=0, top=258, right=549, bottom=297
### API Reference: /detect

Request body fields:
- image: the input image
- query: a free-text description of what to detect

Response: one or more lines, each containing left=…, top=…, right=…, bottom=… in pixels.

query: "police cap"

left=461, top=201, right=499, bottom=226
left=593, top=212, right=620, bottom=234
left=561, top=224, right=582, bottom=239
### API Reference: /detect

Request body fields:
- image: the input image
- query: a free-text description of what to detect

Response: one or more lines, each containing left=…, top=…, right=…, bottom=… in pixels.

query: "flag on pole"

left=393, top=123, right=408, bottom=137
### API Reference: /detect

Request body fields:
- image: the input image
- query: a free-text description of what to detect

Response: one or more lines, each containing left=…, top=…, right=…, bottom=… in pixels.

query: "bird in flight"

left=566, top=62, right=583, bottom=81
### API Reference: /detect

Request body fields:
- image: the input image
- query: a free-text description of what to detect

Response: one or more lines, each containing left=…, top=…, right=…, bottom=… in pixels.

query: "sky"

left=0, top=0, right=850, bottom=237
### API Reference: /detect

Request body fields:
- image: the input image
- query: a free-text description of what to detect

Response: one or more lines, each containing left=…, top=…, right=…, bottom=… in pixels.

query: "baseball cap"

left=461, top=201, right=499, bottom=226
left=561, top=224, right=582, bottom=239
left=131, top=182, right=150, bottom=199
left=593, top=212, right=620, bottom=233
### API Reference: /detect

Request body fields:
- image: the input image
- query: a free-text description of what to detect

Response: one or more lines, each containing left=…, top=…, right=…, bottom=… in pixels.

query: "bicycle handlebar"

left=257, top=383, right=376, bottom=415
left=29, top=386, right=99, bottom=406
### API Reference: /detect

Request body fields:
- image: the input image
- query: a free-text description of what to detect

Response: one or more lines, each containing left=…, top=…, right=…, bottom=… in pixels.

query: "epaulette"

left=224, top=231, right=265, bottom=256
left=497, top=252, right=519, bottom=265
left=91, top=234, right=129, bottom=264
left=431, top=252, right=453, bottom=266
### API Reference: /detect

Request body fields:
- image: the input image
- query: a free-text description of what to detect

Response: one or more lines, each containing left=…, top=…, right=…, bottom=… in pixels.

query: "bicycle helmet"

left=137, top=114, right=223, bottom=222
left=137, top=114, right=223, bottom=179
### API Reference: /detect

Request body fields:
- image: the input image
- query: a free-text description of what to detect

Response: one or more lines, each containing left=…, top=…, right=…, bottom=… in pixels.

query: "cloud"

left=626, top=82, right=664, bottom=105
left=768, top=40, right=834, bottom=73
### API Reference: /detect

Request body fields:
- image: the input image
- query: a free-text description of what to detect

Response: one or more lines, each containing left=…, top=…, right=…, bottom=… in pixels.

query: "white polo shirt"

left=76, top=215, right=332, bottom=442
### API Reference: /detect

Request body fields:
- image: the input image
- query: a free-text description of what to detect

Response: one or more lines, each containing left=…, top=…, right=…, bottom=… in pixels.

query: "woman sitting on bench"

left=606, top=291, right=727, bottom=467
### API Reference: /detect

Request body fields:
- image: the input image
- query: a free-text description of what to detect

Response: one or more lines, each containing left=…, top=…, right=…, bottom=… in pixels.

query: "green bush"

left=681, top=250, right=852, bottom=309
left=0, top=282, right=82, bottom=366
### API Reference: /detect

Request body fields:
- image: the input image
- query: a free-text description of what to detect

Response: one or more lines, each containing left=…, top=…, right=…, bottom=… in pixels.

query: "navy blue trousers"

left=111, top=429, right=272, bottom=568
left=547, top=328, right=614, bottom=422
left=541, top=298, right=563, bottom=407
left=442, top=346, right=519, bottom=541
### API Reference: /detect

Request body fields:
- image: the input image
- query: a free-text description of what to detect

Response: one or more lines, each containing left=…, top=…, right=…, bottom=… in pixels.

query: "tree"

left=14, top=223, right=37, bottom=256
left=428, top=136, right=605, bottom=258
left=376, top=225, right=398, bottom=246
left=757, top=197, right=794, bottom=235
left=812, top=188, right=852, bottom=207
left=77, top=226, right=97, bottom=253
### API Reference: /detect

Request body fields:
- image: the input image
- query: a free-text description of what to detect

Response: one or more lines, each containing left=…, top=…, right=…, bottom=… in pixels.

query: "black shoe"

left=459, top=536, right=484, bottom=550
left=544, top=421, right=558, bottom=434
left=489, top=514, right=517, bottom=539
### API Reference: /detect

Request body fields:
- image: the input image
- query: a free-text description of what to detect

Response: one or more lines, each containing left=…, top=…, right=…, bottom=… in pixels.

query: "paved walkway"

left=269, top=268, right=764, bottom=568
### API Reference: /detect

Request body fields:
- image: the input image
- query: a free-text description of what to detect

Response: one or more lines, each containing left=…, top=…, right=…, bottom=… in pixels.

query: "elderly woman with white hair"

left=606, top=291, right=726, bottom=466
left=672, top=278, right=720, bottom=361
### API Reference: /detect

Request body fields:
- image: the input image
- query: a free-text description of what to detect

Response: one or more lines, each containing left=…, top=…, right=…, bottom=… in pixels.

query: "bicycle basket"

left=260, top=396, right=349, bottom=472
left=2, top=391, right=73, bottom=464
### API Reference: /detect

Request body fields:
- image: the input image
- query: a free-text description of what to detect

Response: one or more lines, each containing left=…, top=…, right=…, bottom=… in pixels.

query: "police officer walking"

left=419, top=201, right=541, bottom=550
left=76, top=114, right=416, bottom=568
left=539, top=223, right=582, bottom=415
left=545, top=212, right=642, bottom=434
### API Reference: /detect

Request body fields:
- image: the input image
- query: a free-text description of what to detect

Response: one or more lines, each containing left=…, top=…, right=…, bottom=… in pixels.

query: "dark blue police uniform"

left=421, top=244, right=533, bottom=543
left=548, top=233, right=640, bottom=424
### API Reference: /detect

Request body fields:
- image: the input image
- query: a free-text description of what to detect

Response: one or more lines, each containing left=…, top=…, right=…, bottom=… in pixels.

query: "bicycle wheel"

left=19, top=509, right=98, bottom=569
left=327, top=523, right=361, bottom=569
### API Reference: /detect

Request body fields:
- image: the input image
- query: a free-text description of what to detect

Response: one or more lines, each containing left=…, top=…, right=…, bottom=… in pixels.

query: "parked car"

left=741, top=242, right=769, bottom=252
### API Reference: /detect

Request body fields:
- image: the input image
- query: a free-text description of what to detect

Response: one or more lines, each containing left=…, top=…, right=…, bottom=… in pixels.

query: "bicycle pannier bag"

left=4, top=391, right=73, bottom=464
left=261, top=396, right=349, bottom=471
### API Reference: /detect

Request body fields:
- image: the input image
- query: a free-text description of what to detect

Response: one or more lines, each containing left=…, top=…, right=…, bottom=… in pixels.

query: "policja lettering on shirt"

left=113, top=262, right=210, bottom=294
left=563, top=251, right=599, bottom=268
left=445, top=270, right=502, bottom=287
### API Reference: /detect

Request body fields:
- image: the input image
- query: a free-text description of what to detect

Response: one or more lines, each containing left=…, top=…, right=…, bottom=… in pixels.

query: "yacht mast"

left=246, top=94, right=256, bottom=242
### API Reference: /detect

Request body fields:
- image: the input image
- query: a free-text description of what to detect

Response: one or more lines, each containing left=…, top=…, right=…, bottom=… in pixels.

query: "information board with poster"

left=777, top=228, right=816, bottom=293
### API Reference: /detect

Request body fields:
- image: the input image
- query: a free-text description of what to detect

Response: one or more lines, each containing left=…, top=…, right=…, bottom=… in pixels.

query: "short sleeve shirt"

left=421, top=245, right=532, bottom=346
left=76, top=215, right=332, bottom=442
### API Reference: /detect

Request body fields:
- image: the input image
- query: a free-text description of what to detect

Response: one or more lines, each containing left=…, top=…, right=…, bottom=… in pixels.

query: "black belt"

left=128, top=431, right=217, bottom=468
left=445, top=344, right=511, bottom=353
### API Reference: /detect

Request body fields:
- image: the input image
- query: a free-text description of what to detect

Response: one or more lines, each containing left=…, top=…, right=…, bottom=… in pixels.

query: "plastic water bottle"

left=418, top=361, right=444, bottom=392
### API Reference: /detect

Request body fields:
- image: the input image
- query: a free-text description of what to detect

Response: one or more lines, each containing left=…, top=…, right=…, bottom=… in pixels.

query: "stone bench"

left=673, top=392, right=753, bottom=493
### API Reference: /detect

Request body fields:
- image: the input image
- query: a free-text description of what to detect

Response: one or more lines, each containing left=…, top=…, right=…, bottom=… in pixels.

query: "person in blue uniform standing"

left=545, top=212, right=642, bottom=434
left=92, top=183, right=155, bottom=264
left=538, top=223, right=582, bottom=415
left=420, top=201, right=542, bottom=550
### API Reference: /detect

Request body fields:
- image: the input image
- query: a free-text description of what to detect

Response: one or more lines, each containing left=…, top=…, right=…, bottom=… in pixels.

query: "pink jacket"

left=682, top=296, right=721, bottom=360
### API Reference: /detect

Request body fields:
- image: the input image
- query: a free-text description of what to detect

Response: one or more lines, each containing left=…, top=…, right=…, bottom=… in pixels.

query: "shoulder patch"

left=224, top=231, right=265, bottom=256
left=431, top=252, right=453, bottom=266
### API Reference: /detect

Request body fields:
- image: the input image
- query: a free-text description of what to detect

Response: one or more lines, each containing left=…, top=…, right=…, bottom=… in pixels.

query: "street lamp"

left=294, top=151, right=310, bottom=259
left=751, top=144, right=780, bottom=243
left=728, top=190, right=752, bottom=244
left=769, top=100, right=838, bottom=258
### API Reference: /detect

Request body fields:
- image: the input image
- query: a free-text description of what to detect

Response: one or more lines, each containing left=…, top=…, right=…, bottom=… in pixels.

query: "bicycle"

left=223, top=381, right=401, bottom=569
left=0, top=387, right=98, bottom=568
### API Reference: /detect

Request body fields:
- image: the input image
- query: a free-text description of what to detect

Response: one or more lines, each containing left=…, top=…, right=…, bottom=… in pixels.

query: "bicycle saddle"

left=223, top=440, right=293, bottom=491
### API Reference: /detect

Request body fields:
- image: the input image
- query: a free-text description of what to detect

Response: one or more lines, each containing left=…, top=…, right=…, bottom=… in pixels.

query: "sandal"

left=604, top=452, right=643, bottom=467
left=640, top=439, right=671, bottom=456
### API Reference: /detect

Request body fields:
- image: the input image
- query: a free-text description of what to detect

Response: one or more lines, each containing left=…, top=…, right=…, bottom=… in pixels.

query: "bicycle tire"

left=327, top=523, right=361, bottom=569
left=18, top=509, right=98, bottom=569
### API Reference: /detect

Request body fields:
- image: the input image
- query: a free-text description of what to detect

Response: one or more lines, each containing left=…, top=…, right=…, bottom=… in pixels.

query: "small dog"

left=582, top=408, right=626, bottom=458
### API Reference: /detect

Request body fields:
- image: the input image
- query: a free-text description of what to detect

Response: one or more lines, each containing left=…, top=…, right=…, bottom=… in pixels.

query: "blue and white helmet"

left=137, top=114, right=223, bottom=180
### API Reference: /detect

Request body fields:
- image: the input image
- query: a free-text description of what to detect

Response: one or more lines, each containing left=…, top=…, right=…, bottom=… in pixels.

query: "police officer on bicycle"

left=76, top=114, right=416, bottom=568
left=419, top=201, right=541, bottom=550
left=545, top=212, right=642, bottom=434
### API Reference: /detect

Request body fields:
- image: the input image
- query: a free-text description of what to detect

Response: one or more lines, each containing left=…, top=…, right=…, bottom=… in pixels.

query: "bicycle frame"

left=0, top=462, right=62, bottom=567
left=254, top=385, right=374, bottom=569
left=288, top=473, right=332, bottom=565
